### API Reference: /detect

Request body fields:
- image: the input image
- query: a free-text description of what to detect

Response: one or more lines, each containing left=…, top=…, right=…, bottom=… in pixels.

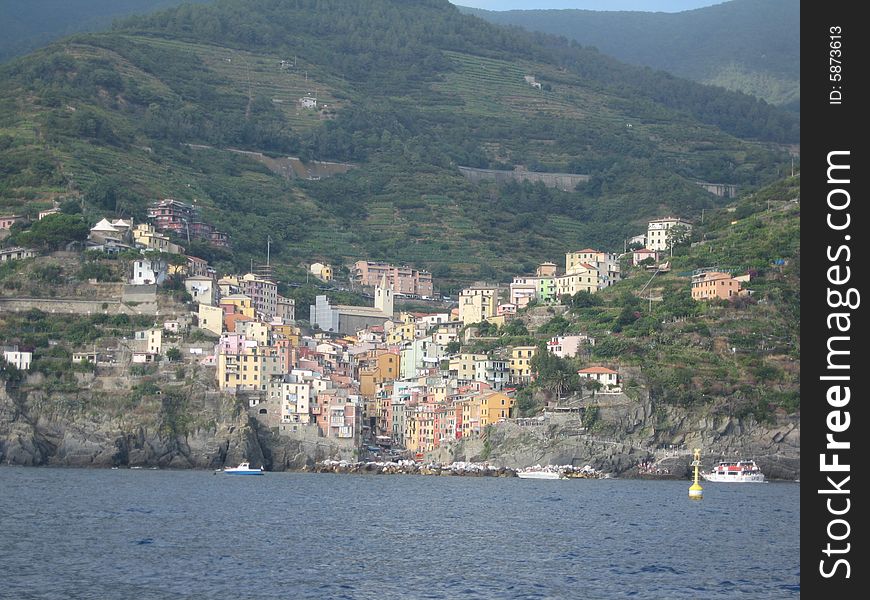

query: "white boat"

left=701, top=459, right=766, bottom=483
left=516, top=467, right=564, bottom=480
left=222, top=461, right=264, bottom=475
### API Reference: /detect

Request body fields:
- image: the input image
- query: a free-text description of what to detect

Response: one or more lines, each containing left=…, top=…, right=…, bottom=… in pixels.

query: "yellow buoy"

left=689, top=448, right=703, bottom=500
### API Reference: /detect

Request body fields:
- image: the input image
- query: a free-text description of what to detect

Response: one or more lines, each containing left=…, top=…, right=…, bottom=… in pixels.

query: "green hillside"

left=513, top=174, right=800, bottom=419
left=0, top=0, right=797, bottom=290
left=462, top=0, right=800, bottom=109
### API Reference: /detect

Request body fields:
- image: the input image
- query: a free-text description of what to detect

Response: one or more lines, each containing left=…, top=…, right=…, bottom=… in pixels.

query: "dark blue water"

left=0, top=468, right=799, bottom=599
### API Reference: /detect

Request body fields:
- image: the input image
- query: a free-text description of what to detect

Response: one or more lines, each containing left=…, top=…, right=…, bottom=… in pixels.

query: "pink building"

left=353, top=261, right=433, bottom=296
left=548, top=335, right=593, bottom=358
left=632, top=249, right=659, bottom=266
left=0, top=215, right=22, bottom=229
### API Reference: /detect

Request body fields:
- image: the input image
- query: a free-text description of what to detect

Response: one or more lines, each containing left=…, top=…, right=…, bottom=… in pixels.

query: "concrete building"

left=2, top=346, right=32, bottom=371
left=509, top=346, right=537, bottom=384
left=131, top=257, right=168, bottom=286
left=458, top=284, right=498, bottom=325
left=310, top=277, right=394, bottom=335
left=0, top=247, right=36, bottom=263
left=566, top=249, right=620, bottom=288
left=198, top=304, right=224, bottom=336
left=276, top=295, right=296, bottom=324
left=241, top=273, right=278, bottom=321
left=691, top=270, right=742, bottom=301
left=352, top=261, right=433, bottom=297
left=647, top=217, right=692, bottom=252
left=185, top=276, right=217, bottom=306
left=547, top=334, right=593, bottom=359
left=310, top=262, right=333, bottom=281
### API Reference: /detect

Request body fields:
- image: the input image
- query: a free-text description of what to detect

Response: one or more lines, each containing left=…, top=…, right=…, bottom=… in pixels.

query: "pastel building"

left=691, top=271, right=742, bottom=301
left=353, top=261, right=433, bottom=297
left=578, top=366, right=620, bottom=389
left=647, top=217, right=692, bottom=252
left=458, top=284, right=499, bottom=325
left=509, top=346, right=537, bottom=384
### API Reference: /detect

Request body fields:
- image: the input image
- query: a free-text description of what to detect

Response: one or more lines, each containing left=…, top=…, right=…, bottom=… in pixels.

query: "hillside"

left=461, top=0, right=800, bottom=109
left=0, top=0, right=798, bottom=290
left=517, top=174, right=800, bottom=420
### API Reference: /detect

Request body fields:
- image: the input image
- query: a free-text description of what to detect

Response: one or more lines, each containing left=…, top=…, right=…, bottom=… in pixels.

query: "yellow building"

left=220, top=294, right=255, bottom=319
left=217, top=345, right=282, bottom=391
left=458, top=285, right=498, bottom=325
left=310, top=262, right=333, bottom=281
left=359, top=351, right=401, bottom=398
left=386, top=321, right=416, bottom=344
left=457, top=396, right=481, bottom=438
left=237, top=320, right=271, bottom=346
left=449, top=353, right=486, bottom=381
left=271, top=324, right=300, bottom=346
left=509, top=346, right=537, bottom=383
left=556, top=267, right=600, bottom=297
left=198, top=304, right=223, bottom=336
left=479, top=391, right=514, bottom=426
left=132, top=223, right=184, bottom=255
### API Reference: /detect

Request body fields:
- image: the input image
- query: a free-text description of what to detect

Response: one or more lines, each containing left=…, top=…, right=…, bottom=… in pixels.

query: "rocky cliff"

left=0, top=367, right=354, bottom=470
left=430, top=393, right=800, bottom=480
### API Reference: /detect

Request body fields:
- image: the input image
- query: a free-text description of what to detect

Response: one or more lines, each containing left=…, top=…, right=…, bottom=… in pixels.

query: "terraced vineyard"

left=122, top=35, right=350, bottom=134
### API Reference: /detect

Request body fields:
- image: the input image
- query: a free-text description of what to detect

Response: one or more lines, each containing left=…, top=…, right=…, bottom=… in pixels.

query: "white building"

left=131, top=257, right=168, bottom=286
left=2, top=346, right=32, bottom=371
left=647, top=217, right=693, bottom=252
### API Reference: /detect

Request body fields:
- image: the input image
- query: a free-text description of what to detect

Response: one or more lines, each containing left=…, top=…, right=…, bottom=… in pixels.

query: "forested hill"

left=0, top=0, right=797, bottom=288
left=0, top=0, right=208, bottom=64
left=461, top=0, right=800, bottom=110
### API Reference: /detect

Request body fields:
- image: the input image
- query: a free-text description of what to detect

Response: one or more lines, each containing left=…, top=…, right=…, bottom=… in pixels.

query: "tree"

left=665, top=224, right=691, bottom=255
left=13, top=214, right=88, bottom=250
left=445, top=341, right=461, bottom=354
left=165, top=347, right=182, bottom=362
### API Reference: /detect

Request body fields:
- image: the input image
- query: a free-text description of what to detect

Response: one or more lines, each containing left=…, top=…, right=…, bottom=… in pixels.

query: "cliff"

left=0, top=367, right=354, bottom=470
left=430, top=392, right=800, bottom=480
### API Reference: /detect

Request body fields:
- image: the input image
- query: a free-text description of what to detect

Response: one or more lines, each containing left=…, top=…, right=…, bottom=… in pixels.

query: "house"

left=0, top=215, right=22, bottom=230
left=198, top=304, right=224, bottom=336
left=647, top=217, right=692, bottom=252
left=185, top=276, right=217, bottom=306
left=632, top=248, right=659, bottom=266
left=2, top=345, right=32, bottom=370
left=131, top=257, right=168, bottom=285
left=134, top=329, right=163, bottom=354
left=39, top=206, right=61, bottom=220
left=548, top=335, right=593, bottom=359
left=691, top=270, right=742, bottom=301
left=509, top=346, right=537, bottom=384
left=276, top=295, right=295, bottom=324
left=0, top=247, right=36, bottom=263
left=577, top=366, right=619, bottom=388
left=458, top=284, right=499, bottom=325
left=352, top=261, right=433, bottom=297
left=299, top=96, right=317, bottom=109
left=89, top=218, right=124, bottom=244
left=310, top=262, right=333, bottom=281
left=565, top=249, right=621, bottom=288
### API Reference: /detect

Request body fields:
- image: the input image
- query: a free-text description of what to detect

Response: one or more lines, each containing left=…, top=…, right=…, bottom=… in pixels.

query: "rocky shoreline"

left=305, top=460, right=609, bottom=478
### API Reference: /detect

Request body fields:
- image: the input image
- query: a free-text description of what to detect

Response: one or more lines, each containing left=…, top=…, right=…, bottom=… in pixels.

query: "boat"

left=222, top=461, right=265, bottom=475
left=701, top=459, right=766, bottom=483
left=516, top=466, right=564, bottom=480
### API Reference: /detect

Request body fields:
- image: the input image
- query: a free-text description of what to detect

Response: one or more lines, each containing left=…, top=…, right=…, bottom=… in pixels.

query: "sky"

left=451, top=1, right=726, bottom=12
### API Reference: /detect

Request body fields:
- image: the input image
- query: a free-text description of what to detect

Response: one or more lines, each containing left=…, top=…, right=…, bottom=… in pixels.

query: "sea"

left=0, top=467, right=799, bottom=599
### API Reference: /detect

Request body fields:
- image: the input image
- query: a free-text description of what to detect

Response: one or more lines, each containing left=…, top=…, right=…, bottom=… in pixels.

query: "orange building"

left=691, top=271, right=741, bottom=301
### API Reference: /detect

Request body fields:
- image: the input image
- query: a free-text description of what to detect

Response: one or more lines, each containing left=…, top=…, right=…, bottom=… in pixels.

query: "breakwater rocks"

left=309, top=460, right=517, bottom=477
left=307, top=460, right=609, bottom=478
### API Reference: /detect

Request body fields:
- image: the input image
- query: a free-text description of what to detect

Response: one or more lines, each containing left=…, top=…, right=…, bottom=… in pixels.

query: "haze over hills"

left=0, top=0, right=210, bottom=64
left=0, top=0, right=797, bottom=288
left=461, top=0, right=800, bottom=110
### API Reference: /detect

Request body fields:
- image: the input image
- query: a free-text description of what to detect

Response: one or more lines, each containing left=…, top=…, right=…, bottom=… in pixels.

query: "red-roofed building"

left=577, top=366, right=619, bottom=388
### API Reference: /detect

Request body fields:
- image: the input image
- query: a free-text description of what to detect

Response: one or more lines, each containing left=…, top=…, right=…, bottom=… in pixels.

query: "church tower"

left=374, top=273, right=393, bottom=317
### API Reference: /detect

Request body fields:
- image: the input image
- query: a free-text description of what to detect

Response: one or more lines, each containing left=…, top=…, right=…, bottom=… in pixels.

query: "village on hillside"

left=2, top=200, right=754, bottom=460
